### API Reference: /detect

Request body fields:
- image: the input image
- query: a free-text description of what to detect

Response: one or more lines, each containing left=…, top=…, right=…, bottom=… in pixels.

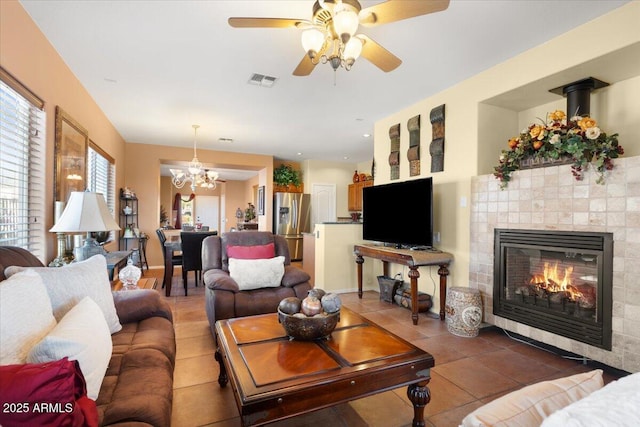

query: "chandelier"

left=170, top=125, right=219, bottom=192
left=301, top=0, right=363, bottom=73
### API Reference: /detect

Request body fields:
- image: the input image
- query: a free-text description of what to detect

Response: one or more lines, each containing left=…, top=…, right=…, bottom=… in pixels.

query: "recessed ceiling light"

left=363, top=133, right=371, bottom=138
left=343, top=156, right=349, bottom=160
left=297, top=152, right=303, bottom=156
left=104, top=77, right=117, bottom=83
left=218, top=137, right=233, bottom=143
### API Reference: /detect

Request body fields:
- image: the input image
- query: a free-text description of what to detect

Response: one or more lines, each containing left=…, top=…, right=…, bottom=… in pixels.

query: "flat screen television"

left=362, top=177, right=433, bottom=249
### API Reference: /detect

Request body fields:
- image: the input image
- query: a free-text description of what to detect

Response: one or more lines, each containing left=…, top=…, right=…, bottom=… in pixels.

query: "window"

left=0, top=68, right=45, bottom=259
left=87, top=142, right=115, bottom=212
left=87, top=141, right=116, bottom=239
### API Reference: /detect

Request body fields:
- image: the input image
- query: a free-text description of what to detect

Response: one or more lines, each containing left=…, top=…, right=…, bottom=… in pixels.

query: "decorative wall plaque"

left=429, top=104, right=445, bottom=173
left=407, top=115, right=421, bottom=176
left=388, top=124, right=400, bottom=180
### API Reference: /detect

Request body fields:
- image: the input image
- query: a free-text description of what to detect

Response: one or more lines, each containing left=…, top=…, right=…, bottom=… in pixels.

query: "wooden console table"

left=354, top=244, right=453, bottom=325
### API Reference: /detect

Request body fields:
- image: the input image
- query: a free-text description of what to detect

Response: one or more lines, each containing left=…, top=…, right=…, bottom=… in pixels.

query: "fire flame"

left=530, top=262, right=582, bottom=300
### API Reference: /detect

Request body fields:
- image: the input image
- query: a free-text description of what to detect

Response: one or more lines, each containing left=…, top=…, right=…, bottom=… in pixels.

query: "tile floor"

left=146, top=268, right=626, bottom=427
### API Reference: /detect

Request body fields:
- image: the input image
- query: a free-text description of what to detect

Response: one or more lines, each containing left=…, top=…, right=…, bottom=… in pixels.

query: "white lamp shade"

left=333, top=7, right=359, bottom=39
left=50, top=191, right=120, bottom=233
left=301, top=28, right=325, bottom=53
left=344, top=37, right=363, bottom=61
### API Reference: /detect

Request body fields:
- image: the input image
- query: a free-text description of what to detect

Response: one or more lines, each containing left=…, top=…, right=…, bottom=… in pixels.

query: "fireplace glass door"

left=494, top=229, right=613, bottom=350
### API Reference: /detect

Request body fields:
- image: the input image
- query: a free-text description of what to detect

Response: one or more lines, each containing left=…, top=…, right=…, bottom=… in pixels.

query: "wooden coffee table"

left=215, top=307, right=435, bottom=426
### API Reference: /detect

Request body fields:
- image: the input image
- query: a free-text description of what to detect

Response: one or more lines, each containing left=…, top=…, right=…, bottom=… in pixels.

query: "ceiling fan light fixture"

left=301, top=28, right=324, bottom=57
left=343, top=36, right=363, bottom=62
left=332, top=6, right=359, bottom=42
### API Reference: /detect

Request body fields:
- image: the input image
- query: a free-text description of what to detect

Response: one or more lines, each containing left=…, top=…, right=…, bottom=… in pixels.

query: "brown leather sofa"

left=202, top=231, right=312, bottom=383
left=0, top=247, right=176, bottom=427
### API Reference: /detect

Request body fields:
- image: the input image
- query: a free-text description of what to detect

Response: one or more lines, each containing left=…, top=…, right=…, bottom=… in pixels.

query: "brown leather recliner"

left=202, top=231, right=312, bottom=384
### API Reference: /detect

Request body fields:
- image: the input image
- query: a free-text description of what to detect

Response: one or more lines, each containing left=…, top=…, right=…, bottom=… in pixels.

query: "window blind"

left=88, top=141, right=116, bottom=239
left=0, top=78, right=45, bottom=258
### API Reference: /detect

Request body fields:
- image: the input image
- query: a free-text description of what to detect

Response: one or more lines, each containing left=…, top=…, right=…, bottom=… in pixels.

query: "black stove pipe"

left=549, top=77, right=609, bottom=117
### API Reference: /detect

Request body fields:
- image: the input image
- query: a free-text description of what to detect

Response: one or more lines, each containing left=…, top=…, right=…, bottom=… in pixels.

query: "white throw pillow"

left=541, top=371, right=640, bottom=427
left=15, top=255, right=122, bottom=334
left=0, top=270, right=57, bottom=365
left=27, top=296, right=112, bottom=400
left=229, top=256, right=285, bottom=290
left=461, top=369, right=604, bottom=427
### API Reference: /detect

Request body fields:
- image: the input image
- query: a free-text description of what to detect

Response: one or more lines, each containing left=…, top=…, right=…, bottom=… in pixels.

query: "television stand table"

left=354, top=244, right=453, bottom=324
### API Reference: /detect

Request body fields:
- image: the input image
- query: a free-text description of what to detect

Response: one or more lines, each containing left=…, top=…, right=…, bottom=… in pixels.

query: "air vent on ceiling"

left=248, top=73, right=278, bottom=88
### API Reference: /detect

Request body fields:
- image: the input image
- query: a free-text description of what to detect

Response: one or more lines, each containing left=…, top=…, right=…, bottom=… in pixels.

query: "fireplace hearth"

left=494, top=229, right=613, bottom=350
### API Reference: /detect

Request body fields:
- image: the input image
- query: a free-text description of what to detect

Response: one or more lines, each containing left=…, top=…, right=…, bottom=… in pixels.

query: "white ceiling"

left=21, top=0, right=629, bottom=176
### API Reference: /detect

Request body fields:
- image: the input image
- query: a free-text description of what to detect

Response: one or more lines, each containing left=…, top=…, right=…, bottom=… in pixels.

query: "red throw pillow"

left=0, top=357, right=98, bottom=427
left=227, top=242, right=275, bottom=259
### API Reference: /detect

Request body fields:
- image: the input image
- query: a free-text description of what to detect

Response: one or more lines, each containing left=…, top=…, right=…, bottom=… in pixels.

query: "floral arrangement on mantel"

left=494, top=110, right=623, bottom=188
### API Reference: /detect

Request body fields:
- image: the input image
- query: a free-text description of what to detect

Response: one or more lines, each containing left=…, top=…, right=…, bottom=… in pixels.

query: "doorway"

left=195, top=195, right=220, bottom=232
left=311, top=183, right=336, bottom=227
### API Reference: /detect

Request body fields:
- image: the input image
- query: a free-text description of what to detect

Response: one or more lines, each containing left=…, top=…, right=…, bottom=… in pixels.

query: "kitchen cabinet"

left=348, top=180, right=373, bottom=211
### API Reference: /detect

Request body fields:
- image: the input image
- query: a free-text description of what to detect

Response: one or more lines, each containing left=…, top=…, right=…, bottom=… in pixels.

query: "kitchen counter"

left=313, top=223, right=372, bottom=293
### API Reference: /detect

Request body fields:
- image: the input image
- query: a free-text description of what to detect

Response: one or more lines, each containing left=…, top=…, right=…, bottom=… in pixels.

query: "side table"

left=112, top=277, right=158, bottom=291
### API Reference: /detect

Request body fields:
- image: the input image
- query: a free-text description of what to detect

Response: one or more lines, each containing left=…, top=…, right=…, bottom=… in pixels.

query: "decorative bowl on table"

left=277, top=309, right=340, bottom=341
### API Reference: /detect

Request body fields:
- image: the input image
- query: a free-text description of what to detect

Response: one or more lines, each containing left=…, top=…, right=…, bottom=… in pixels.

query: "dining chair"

left=156, top=228, right=182, bottom=289
left=180, top=231, right=217, bottom=295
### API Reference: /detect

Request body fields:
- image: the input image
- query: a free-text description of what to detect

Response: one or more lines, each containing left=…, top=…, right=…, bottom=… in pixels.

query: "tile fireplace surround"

left=470, top=155, right=640, bottom=373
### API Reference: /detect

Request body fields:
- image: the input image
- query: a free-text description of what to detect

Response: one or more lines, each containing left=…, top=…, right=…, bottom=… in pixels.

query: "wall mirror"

left=54, top=106, right=88, bottom=203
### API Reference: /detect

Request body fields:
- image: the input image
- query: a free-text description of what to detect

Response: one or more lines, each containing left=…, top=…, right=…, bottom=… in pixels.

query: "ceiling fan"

left=229, top=0, right=450, bottom=76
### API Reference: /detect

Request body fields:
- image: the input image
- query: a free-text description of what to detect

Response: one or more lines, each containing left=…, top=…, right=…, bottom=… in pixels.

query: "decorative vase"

left=118, top=257, right=141, bottom=290
left=353, top=170, right=360, bottom=183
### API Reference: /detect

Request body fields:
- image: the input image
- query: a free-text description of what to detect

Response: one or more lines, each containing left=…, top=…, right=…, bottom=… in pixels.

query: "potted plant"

left=273, top=164, right=302, bottom=192
left=159, top=205, right=169, bottom=228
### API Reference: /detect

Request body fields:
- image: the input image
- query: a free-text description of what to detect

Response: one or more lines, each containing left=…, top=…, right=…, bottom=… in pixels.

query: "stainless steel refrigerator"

left=273, top=192, right=310, bottom=261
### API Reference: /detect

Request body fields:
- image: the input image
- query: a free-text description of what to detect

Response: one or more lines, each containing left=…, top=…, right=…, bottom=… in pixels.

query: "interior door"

left=311, top=184, right=336, bottom=227
left=195, top=195, right=219, bottom=232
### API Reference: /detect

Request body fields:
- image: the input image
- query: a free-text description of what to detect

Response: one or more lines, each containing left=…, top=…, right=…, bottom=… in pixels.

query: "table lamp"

left=50, top=191, right=121, bottom=262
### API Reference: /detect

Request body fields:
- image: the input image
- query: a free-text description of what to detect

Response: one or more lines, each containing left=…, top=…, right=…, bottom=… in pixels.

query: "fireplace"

left=493, top=229, right=613, bottom=350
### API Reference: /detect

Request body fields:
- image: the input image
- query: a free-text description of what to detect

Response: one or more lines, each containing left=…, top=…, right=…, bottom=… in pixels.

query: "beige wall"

left=0, top=1, right=127, bottom=261
left=373, top=2, right=640, bottom=313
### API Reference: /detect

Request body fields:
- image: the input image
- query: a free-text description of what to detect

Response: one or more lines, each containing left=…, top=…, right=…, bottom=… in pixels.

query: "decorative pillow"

left=27, top=296, right=112, bottom=400
left=541, top=371, right=640, bottom=427
left=11, top=255, right=122, bottom=334
left=229, top=256, right=285, bottom=290
left=227, top=242, right=276, bottom=259
left=461, top=369, right=604, bottom=427
left=0, top=357, right=98, bottom=427
left=0, top=270, right=56, bottom=364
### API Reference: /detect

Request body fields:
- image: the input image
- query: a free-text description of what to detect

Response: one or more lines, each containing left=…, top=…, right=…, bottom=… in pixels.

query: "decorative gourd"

left=321, top=293, right=342, bottom=314
left=301, top=294, right=322, bottom=316
left=278, top=297, right=302, bottom=315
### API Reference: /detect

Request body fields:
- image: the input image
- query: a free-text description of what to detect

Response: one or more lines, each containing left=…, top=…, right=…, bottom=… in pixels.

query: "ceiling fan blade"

left=228, top=17, right=310, bottom=28
left=359, top=0, right=450, bottom=27
left=293, top=54, right=317, bottom=76
left=357, top=35, right=402, bottom=72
